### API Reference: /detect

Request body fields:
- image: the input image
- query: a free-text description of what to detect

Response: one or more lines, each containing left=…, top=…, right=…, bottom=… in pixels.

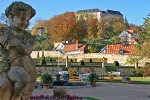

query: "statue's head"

left=5, top=1, right=36, bottom=30
left=5, top=1, right=35, bottom=19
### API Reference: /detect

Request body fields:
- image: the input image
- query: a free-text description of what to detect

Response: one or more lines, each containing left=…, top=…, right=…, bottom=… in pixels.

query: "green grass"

left=127, top=77, right=150, bottom=84
left=130, top=77, right=150, bottom=81
left=98, top=77, right=150, bottom=84
left=85, top=97, right=99, bottom=100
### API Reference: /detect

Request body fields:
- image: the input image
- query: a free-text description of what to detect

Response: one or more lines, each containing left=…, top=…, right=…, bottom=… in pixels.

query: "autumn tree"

left=110, top=36, right=121, bottom=44
left=75, top=18, right=87, bottom=42
left=87, top=17, right=98, bottom=37
left=0, top=22, right=6, bottom=28
left=129, top=23, right=142, bottom=33
left=97, top=16, right=125, bottom=39
left=0, top=13, right=9, bottom=26
left=31, top=18, right=52, bottom=50
left=136, top=13, right=150, bottom=58
left=49, top=12, right=86, bottom=43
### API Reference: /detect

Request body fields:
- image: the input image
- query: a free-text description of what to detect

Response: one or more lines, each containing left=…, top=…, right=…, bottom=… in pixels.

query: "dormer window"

left=119, top=50, right=124, bottom=54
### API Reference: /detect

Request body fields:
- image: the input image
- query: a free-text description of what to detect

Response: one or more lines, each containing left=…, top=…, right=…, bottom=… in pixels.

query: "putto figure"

left=0, top=1, right=37, bottom=100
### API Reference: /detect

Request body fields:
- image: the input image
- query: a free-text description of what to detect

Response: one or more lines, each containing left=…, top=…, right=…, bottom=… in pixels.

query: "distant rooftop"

left=77, top=8, right=100, bottom=13
left=77, top=8, right=123, bottom=15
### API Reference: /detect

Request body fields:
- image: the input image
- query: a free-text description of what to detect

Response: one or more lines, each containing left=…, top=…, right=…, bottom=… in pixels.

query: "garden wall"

left=36, top=65, right=136, bottom=76
left=31, top=51, right=148, bottom=66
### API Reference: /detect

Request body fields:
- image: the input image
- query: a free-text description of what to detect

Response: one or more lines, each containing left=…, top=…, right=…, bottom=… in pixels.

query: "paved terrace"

left=32, top=82, right=150, bottom=100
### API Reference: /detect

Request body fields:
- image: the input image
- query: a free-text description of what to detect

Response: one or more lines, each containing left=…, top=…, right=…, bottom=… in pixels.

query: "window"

left=119, top=50, right=124, bottom=54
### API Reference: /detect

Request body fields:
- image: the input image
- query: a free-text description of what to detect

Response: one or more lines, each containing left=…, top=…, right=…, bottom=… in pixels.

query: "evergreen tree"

left=136, top=13, right=150, bottom=58
left=124, top=17, right=130, bottom=30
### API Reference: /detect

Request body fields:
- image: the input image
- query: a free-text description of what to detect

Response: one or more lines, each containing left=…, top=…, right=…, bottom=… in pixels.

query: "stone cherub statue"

left=0, top=1, right=37, bottom=100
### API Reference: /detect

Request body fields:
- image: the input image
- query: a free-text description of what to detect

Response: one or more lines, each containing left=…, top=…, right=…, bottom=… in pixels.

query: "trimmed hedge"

left=48, top=57, right=53, bottom=62
left=40, top=57, right=47, bottom=65
left=105, top=66, right=117, bottom=72
left=62, top=67, right=68, bottom=71
left=89, top=58, right=92, bottom=63
left=113, top=61, right=119, bottom=66
left=145, top=62, right=150, bottom=67
left=82, top=58, right=107, bottom=62
left=78, top=60, right=85, bottom=66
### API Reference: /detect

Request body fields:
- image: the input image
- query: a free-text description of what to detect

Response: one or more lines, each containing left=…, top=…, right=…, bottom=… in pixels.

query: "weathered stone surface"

left=0, top=1, right=37, bottom=100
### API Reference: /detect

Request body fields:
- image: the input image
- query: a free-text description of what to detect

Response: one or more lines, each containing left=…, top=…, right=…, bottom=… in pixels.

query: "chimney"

left=76, top=40, right=78, bottom=50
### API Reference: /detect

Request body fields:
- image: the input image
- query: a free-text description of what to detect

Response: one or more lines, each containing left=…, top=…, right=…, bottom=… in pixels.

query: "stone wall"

left=36, top=66, right=136, bottom=76
left=31, top=51, right=147, bottom=66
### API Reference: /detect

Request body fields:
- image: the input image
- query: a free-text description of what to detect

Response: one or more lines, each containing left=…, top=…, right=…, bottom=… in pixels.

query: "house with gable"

left=106, top=44, right=136, bottom=55
left=53, top=40, right=87, bottom=54
left=100, top=29, right=137, bottom=54
left=119, top=29, right=137, bottom=44
left=100, top=43, right=136, bottom=55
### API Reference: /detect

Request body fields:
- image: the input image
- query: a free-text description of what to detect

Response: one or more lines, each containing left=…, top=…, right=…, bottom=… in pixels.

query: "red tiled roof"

left=63, top=44, right=86, bottom=52
left=106, top=44, right=136, bottom=55
left=126, top=30, right=135, bottom=34
left=130, top=38, right=136, bottom=43
left=36, top=26, right=44, bottom=29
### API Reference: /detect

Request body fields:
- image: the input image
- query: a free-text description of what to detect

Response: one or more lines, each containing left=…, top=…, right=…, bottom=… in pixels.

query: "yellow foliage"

left=31, top=30, right=36, bottom=36
left=87, top=46, right=96, bottom=53
left=68, top=67, right=75, bottom=78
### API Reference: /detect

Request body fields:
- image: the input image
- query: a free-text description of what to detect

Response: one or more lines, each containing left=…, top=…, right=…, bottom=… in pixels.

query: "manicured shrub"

left=145, top=62, right=150, bottom=67
left=42, top=51, right=44, bottom=57
left=58, top=57, right=66, bottom=62
left=53, top=88, right=66, bottom=99
left=48, top=57, right=53, bottom=62
left=89, top=58, right=92, bottom=63
left=69, top=59, right=73, bottom=62
left=37, top=52, right=39, bottom=58
left=78, top=60, right=85, bottom=66
left=105, top=66, right=117, bottom=72
left=40, top=57, right=47, bottom=65
left=82, top=58, right=107, bottom=62
left=113, top=61, right=119, bottom=66
left=62, top=67, right=68, bottom=71
left=135, top=67, right=148, bottom=77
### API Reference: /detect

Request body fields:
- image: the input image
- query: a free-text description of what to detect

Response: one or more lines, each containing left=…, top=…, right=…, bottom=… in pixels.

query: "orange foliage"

left=49, top=12, right=77, bottom=43
left=87, top=17, right=98, bottom=37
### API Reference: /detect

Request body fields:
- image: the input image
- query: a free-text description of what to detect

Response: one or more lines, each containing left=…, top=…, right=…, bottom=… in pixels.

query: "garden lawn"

left=128, top=77, right=150, bottom=84
left=98, top=77, right=150, bottom=84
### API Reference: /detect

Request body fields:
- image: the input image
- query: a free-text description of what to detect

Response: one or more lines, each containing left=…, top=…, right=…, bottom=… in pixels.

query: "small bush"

left=82, top=58, right=107, bottom=62
left=40, top=57, right=47, bottom=65
left=53, top=88, right=66, bottom=99
left=113, top=61, right=119, bottom=66
left=145, top=62, right=150, bottom=67
left=62, top=67, right=68, bottom=71
left=69, top=59, right=73, bottom=62
left=78, top=60, right=85, bottom=66
left=37, top=52, right=39, bottom=58
left=58, top=57, right=66, bottom=62
left=89, top=58, right=92, bottom=63
left=48, top=57, right=53, bottom=62
left=105, top=66, right=117, bottom=72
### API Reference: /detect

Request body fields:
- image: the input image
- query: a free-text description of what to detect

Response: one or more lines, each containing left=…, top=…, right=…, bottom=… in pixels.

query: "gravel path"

left=32, top=82, right=150, bottom=100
